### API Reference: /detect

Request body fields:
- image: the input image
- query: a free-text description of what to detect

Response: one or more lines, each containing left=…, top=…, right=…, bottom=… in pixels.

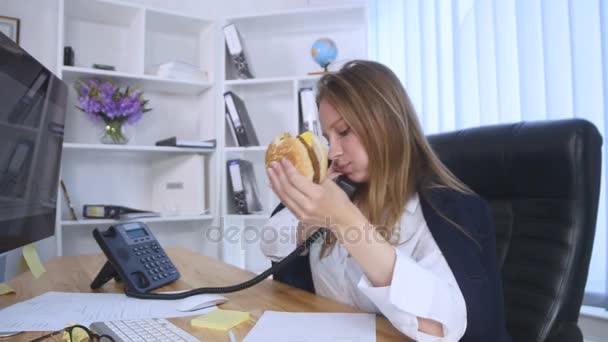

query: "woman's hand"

left=267, top=159, right=360, bottom=231
left=292, top=161, right=344, bottom=244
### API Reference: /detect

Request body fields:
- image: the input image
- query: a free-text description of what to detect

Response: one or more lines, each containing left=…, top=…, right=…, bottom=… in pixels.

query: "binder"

left=223, top=23, right=254, bottom=79
left=155, top=137, right=216, bottom=149
left=298, top=88, right=320, bottom=135
left=224, top=91, right=259, bottom=147
left=60, top=180, right=78, bottom=220
left=225, top=113, right=239, bottom=147
left=227, top=159, right=263, bottom=214
left=82, top=205, right=161, bottom=220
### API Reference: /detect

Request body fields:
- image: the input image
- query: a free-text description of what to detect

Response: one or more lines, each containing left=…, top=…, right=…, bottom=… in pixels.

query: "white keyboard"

left=90, top=318, right=200, bottom=342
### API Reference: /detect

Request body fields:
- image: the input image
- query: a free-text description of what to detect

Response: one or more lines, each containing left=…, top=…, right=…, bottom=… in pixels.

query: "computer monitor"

left=0, top=32, right=67, bottom=253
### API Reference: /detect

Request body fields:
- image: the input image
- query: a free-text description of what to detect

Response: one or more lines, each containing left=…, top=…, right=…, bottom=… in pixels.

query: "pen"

left=228, top=329, right=237, bottom=342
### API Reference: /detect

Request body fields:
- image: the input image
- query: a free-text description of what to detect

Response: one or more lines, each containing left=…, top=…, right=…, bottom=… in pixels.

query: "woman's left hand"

left=267, top=158, right=361, bottom=230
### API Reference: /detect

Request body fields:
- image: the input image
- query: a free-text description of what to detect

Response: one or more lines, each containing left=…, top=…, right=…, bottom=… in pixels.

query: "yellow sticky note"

left=19, top=255, right=28, bottom=273
left=22, top=243, right=46, bottom=278
left=0, top=283, right=15, bottom=295
left=191, top=309, right=250, bottom=331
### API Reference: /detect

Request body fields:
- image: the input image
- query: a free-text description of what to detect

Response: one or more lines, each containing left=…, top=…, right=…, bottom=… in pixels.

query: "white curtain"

left=368, top=0, right=607, bottom=307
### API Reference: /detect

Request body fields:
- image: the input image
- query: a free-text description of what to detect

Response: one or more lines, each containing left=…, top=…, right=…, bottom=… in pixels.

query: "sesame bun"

left=265, top=131, right=328, bottom=183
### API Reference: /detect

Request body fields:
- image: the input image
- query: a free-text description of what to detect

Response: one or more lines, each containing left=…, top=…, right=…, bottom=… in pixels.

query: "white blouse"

left=260, top=193, right=467, bottom=341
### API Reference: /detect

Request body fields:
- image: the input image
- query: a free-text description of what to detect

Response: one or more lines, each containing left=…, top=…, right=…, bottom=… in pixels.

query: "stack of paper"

left=147, top=60, right=208, bottom=82
left=0, top=292, right=218, bottom=332
left=243, top=311, right=376, bottom=342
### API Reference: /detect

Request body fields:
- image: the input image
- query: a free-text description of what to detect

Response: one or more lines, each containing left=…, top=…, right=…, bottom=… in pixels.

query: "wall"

left=228, top=0, right=365, bottom=16
left=0, top=0, right=59, bottom=72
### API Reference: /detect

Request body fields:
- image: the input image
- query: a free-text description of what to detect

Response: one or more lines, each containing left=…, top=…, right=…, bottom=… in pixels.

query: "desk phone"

left=91, top=222, right=180, bottom=293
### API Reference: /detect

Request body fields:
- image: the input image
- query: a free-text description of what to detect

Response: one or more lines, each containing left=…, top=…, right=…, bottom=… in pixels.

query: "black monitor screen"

left=0, top=32, right=67, bottom=253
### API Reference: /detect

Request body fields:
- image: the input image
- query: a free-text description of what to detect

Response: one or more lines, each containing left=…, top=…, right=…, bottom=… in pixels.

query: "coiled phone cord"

left=125, top=228, right=325, bottom=300
left=125, top=175, right=358, bottom=300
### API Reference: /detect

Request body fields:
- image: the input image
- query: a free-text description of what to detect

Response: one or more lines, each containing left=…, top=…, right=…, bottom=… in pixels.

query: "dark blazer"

left=270, top=188, right=512, bottom=342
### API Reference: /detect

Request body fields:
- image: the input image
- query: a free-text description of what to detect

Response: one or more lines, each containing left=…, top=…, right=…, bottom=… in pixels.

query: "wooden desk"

left=0, top=248, right=408, bottom=341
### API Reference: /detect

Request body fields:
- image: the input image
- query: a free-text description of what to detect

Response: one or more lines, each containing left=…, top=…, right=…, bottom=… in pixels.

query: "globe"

left=311, top=38, right=338, bottom=70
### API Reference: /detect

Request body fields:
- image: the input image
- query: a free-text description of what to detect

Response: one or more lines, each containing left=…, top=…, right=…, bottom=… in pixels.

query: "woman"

left=261, top=60, right=511, bottom=342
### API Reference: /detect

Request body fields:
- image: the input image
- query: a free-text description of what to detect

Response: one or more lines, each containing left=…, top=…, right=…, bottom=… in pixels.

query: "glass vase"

left=100, top=121, right=129, bottom=145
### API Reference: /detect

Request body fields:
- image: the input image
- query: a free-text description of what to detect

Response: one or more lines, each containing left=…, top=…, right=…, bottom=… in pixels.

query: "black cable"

left=125, top=229, right=325, bottom=300
left=125, top=175, right=359, bottom=300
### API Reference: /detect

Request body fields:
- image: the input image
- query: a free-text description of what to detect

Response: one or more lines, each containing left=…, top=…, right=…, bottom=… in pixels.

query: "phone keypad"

left=133, top=243, right=177, bottom=282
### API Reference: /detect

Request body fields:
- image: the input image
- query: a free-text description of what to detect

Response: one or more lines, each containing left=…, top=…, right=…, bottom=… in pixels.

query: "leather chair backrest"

left=427, top=119, right=602, bottom=342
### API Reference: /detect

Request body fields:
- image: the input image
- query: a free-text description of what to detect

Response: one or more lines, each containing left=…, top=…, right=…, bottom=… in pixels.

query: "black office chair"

left=428, top=118, right=602, bottom=342
left=272, top=118, right=602, bottom=342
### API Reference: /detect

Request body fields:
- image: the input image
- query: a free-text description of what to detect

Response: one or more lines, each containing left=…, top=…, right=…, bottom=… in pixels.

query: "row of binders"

left=222, top=22, right=256, bottom=146
left=222, top=22, right=319, bottom=214
left=224, top=87, right=320, bottom=148
left=224, top=87, right=320, bottom=214
left=222, top=21, right=321, bottom=143
left=153, top=85, right=318, bottom=150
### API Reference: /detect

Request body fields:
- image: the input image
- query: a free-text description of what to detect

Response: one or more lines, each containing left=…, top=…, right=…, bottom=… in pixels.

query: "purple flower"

left=74, top=79, right=151, bottom=125
left=79, top=85, right=89, bottom=96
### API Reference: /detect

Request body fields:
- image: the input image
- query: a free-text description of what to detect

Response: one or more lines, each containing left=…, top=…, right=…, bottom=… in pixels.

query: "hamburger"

left=265, top=131, right=328, bottom=183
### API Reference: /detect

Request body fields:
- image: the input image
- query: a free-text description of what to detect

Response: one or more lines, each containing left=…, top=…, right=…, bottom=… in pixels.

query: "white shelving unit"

left=224, top=75, right=320, bottom=86
left=63, top=142, right=215, bottom=156
left=61, top=214, right=213, bottom=227
left=224, top=146, right=267, bottom=153
left=55, top=0, right=219, bottom=257
left=61, top=66, right=212, bottom=95
left=50, top=0, right=368, bottom=271
left=219, top=5, right=368, bottom=273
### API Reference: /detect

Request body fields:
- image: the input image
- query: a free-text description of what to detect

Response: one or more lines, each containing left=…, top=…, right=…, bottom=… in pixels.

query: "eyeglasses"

left=29, top=324, right=115, bottom=342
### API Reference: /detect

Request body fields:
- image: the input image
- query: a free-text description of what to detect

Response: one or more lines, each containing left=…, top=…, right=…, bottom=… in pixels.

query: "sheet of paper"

left=0, top=292, right=217, bottom=332
left=0, top=284, right=15, bottom=295
left=22, top=244, right=46, bottom=278
left=243, top=311, right=376, bottom=342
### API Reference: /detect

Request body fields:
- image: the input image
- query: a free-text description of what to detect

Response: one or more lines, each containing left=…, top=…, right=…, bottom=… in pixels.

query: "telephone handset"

left=334, top=174, right=359, bottom=200
left=90, top=222, right=180, bottom=293
left=119, top=174, right=361, bottom=300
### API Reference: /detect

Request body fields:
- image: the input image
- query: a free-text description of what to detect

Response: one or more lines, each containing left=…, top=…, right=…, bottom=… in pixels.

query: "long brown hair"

left=316, top=60, right=472, bottom=257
